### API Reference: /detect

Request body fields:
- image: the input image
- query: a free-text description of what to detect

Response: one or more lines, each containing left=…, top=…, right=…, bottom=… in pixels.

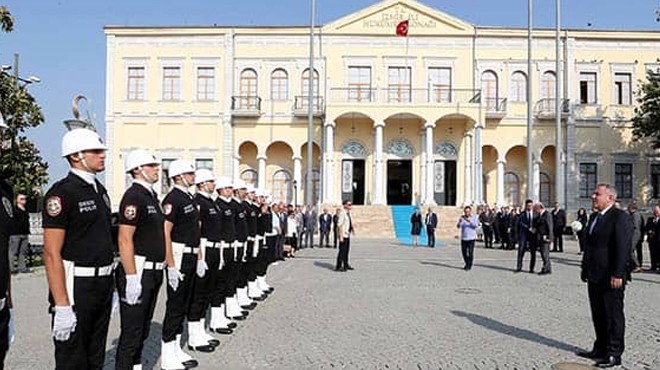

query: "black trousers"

left=256, top=237, right=274, bottom=277
left=650, top=242, right=660, bottom=270
left=189, top=247, right=220, bottom=321
left=634, top=239, right=643, bottom=267
left=539, top=240, right=551, bottom=272
left=493, top=223, right=500, bottom=243
left=245, top=240, right=259, bottom=281
left=336, top=237, right=351, bottom=269
left=460, top=239, right=475, bottom=269
left=162, top=253, right=196, bottom=342
left=553, top=228, right=564, bottom=251
left=588, top=282, right=625, bottom=357
left=516, top=233, right=536, bottom=271
left=212, top=247, right=235, bottom=307
left=426, top=226, right=435, bottom=247
left=332, top=228, right=338, bottom=248
left=320, top=231, right=330, bottom=248
left=577, top=231, right=586, bottom=253
left=0, top=304, right=9, bottom=368
left=115, top=265, right=163, bottom=370
left=482, top=226, right=493, bottom=248
left=235, top=246, right=248, bottom=288
left=53, top=275, right=113, bottom=370
left=499, top=226, right=508, bottom=248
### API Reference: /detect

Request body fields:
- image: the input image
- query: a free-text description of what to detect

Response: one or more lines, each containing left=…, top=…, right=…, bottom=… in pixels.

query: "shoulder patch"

left=164, top=203, right=173, bottom=215
left=46, top=196, right=63, bottom=217
left=124, top=205, right=137, bottom=220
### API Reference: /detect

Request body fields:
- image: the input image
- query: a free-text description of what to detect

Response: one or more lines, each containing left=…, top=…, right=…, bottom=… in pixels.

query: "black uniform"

left=238, top=200, right=253, bottom=289
left=189, top=192, right=223, bottom=322
left=232, top=198, right=248, bottom=292
left=0, top=179, right=14, bottom=366
left=115, top=182, right=165, bottom=370
left=161, top=187, right=200, bottom=343
left=42, top=172, right=114, bottom=370
left=214, top=197, right=237, bottom=310
left=256, top=206, right=272, bottom=278
left=245, top=201, right=260, bottom=286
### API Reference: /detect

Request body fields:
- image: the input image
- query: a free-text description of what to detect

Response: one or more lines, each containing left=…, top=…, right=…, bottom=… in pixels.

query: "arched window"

left=240, top=169, right=258, bottom=187
left=240, top=68, right=258, bottom=109
left=539, top=172, right=552, bottom=206
left=504, top=172, right=520, bottom=206
left=510, top=71, right=527, bottom=103
left=305, top=170, right=321, bottom=204
left=481, top=70, right=498, bottom=110
left=272, top=170, right=292, bottom=204
left=301, top=68, right=320, bottom=97
left=541, top=71, right=556, bottom=112
left=270, top=69, right=288, bottom=100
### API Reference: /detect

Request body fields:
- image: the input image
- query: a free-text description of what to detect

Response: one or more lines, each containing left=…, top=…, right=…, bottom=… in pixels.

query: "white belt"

left=143, top=261, right=165, bottom=270
left=247, top=236, right=255, bottom=242
left=206, top=241, right=222, bottom=248
left=73, top=263, right=114, bottom=277
left=183, top=247, right=199, bottom=254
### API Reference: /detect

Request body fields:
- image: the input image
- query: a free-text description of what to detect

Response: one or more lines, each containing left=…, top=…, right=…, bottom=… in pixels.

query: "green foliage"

left=632, top=69, right=660, bottom=148
left=0, top=6, right=12, bottom=32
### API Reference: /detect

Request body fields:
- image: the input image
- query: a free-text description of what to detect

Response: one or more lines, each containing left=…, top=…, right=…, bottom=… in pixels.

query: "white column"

left=474, top=124, right=483, bottom=204
left=257, top=155, right=267, bottom=189
left=323, top=122, right=335, bottom=203
left=373, top=121, right=385, bottom=205
left=293, top=155, right=302, bottom=205
left=533, top=157, right=541, bottom=202
left=425, top=123, right=436, bottom=205
left=233, top=155, right=241, bottom=183
left=496, top=159, right=506, bottom=205
left=464, top=132, right=473, bottom=205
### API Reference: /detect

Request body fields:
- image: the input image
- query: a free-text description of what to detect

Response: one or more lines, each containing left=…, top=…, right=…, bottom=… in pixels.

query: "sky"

left=0, top=0, right=659, bottom=187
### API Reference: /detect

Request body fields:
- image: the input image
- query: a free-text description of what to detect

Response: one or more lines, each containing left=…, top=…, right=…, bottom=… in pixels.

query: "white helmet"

left=234, top=179, right=247, bottom=189
left=195, top=169, right=215, bottom=184
left=124, top=149, right=159, bottom=173
left=215, top=176, right=233, bottom=190
left=168, top=159, right=195, bottom=178
left=246, top=184, right=256, bottom=193
left=0, top=112, right=7, bottom=130
left=61, top=128, right=107, bottom=157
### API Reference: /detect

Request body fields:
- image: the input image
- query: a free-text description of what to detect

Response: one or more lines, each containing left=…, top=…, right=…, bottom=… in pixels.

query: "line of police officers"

left=41, top=128, right=277, bottom=370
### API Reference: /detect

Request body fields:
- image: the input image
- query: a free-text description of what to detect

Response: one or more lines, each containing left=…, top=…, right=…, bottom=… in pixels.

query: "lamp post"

left=293, top=180, right=298, bottom=206
left=305, top=0, right=316, bottom=206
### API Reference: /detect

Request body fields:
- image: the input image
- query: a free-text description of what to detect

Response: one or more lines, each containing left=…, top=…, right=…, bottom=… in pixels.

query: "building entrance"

left=433, top=160, right=457, bottom=206
left=340, top=159, right=365, bottom=205
left=387, top=160, right=412, bottom=205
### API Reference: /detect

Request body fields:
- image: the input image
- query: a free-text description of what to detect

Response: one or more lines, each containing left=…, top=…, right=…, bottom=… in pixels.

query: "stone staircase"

left=335, top=205, right=465, bottom=241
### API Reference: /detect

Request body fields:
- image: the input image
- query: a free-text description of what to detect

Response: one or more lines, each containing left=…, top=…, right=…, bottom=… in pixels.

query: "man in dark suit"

left=534, top=203, right=553, bottom=275
left=425, top=207, right=438, bottom=248
left=551, top=202, right=566, bottom=252
left=515, top=199, right=537, bottom=272
left=577, top=183, right=632, bottom=368
left=318, top=208, right=332, bottom=248
left=645, top=205, right=660, bottom=271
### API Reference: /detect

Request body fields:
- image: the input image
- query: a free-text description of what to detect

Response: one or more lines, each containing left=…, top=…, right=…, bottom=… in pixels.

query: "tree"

left=632, top=69, right=660, bottom=148
left=0, top=6, right=48, bottom=197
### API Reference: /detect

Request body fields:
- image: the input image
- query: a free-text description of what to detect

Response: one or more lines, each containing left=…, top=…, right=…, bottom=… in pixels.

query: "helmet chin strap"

left=180, top=175, right=191, bottom=188
left=78, top=151, right=93, bottom=173
left=140, top=167, right=156, bottom=184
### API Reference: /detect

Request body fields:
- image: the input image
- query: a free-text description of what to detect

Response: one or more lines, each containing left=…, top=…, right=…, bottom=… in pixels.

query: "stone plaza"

left=6, top=238, right=660, bottom=370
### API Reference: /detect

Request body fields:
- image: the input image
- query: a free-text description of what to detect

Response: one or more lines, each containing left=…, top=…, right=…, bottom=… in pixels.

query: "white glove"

left=167, top=267, right=184, bottom=291
left=196, top=260, right=208, bottom=278
left=124, top=274, right=142, bottom=305
left=52, top=306, right=77, bottom=342
left=8, top=308, right=15, bottom=345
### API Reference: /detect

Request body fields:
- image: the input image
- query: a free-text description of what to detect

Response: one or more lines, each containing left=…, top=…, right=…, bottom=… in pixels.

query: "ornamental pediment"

left=323, top=0, right=474, bottom=36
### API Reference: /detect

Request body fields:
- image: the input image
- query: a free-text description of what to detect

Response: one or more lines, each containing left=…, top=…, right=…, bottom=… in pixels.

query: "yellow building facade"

left=105, top=0, right=660, bottom=213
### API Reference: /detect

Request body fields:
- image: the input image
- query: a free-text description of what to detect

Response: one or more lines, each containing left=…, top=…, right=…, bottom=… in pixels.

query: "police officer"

left=186, top=169, right=222, bottom=351
left=0, top=117, right=14, bottom=367
left=114, top=149, right=165, bottom=370
left=245, top=186, right=265, bottom=301
left=160, top=160, right=205, bottom=370
left=233, top=182, right=256, bottom=311
left=214, top=180, right=246, bottom=321
left=43, top=128, right=114, bottom=370
left=255, top=190, right=274, bottom=295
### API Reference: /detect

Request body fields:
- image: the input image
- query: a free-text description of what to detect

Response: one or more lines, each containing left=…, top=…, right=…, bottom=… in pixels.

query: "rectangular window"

left=388, top=66, right=411, bottom=103
left=652, top=164, right=660, bottom=199
left=160, top=158, right=176, bottom=194
left=195, top=158, right=213, bottom=171
left=579, top=72, right=597, bottom=104
left=428, top=67, right=452, bottom=103
left=127, top=67, right=145, bottom=100
left=162, top=66, right=181, bottom=101
left=348, top=66, right=372, bottom=102
left=196, top=67, right=215, bottom=101
left=614, top=73, right=631, bottom=105
left=614, top=163, right=633, bottom=199
left=579, top=163, right=597, bottom=198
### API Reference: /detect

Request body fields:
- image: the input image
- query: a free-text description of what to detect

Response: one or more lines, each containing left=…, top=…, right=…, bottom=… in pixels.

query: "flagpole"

left=526, top=0, right=534, bottom=201
left=554, top=0, right=563, bottom=205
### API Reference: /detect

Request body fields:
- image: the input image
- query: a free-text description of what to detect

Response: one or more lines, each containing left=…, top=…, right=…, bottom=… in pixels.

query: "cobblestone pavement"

left=6, top=238, right=660, bottom=370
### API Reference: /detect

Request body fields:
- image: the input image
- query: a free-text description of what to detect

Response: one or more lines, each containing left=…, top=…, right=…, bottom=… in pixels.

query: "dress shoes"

left=576, top=349, right=605, bottom=359
left=513, top=269, right=522, bottom=273
left=346, top=266, right=354, bottom=270
left=335, top=267, right=346, bottom=272
left=595, top=356, right=621, bottom=368
left=538, top=270, right=551, bottom=275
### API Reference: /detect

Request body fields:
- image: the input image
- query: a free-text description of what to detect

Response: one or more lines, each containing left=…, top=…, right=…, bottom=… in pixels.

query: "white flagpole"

left=526, top=0, right=534, bottom=201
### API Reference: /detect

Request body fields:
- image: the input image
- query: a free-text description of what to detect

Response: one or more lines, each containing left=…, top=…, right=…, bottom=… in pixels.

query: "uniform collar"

left=70, top=169, right=98, bottom=192
left=218, top=195, right=232, bottom=203
left=174, top=184, right=191, bottom=195
left=197, top=191, right=212, bottom=199
left=133, top=179, right=155, bottom=193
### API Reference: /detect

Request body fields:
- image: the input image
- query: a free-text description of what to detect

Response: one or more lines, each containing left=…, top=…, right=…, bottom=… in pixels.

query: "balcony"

left=484, top=97, right=507, bottom=119
left=534, top=98, right=570, bottom=119
left=328, top=87, right=481, bottom=106
left=231, top=96, right=262, bottom=116
left=293, top=96, right=325, bottom=117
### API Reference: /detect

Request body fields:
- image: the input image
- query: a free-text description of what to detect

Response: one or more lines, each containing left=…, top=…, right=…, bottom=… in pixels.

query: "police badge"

left=46, top=196, right=63, bottom=217
left=124, top=205, right=137, bottom=221
left=164, top=203, right=173, bottom=215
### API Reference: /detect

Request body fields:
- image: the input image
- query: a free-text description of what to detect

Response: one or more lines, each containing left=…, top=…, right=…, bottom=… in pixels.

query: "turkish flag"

left=396, top=20, right=409, bottom=37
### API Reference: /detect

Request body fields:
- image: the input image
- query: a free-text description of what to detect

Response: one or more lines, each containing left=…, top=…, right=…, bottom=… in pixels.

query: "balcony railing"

left=484, top=97, right=507, bottom=118
left=534, top=98, right=570, bottom=119
left=231, top=96, right=262, bottom=116
left=328, top=87, right=481, bottom=105
left=293, top=96, right=325, bottom=116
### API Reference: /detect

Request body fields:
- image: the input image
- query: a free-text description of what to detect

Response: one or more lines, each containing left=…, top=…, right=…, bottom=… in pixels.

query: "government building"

left=104, top=0, right=660, bottom=217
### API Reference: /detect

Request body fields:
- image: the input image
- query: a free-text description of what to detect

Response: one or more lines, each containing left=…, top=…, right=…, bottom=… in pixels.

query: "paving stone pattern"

left=6, top=238, right=660, bottom=370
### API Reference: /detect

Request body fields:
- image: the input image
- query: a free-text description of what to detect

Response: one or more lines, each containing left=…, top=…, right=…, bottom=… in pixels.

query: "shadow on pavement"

left=451, top=310, right=580, bottom=353
left=420, top=261, right=464, bottom=271
left=472, top=263, right=514, bottom=273
left=551, top=256, right=582, bottom=268
left=104, top=322, right=163, bottom=370
left=313, top=261, right=336, bottom=271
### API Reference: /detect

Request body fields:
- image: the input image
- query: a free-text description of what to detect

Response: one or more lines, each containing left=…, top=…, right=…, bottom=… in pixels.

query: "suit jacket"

left=582, top=207, right=632, bottom=286
left=319, top=213, right=332, bottom=233
left=551, top=208, right=566, bottom=230
left=534, top=210, right=554, bottom=243
left=425, top=212, right=438, bottom=229
left=517, top=210, right=536, bottom=238
left=645, top=216, right=660, bottom=245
